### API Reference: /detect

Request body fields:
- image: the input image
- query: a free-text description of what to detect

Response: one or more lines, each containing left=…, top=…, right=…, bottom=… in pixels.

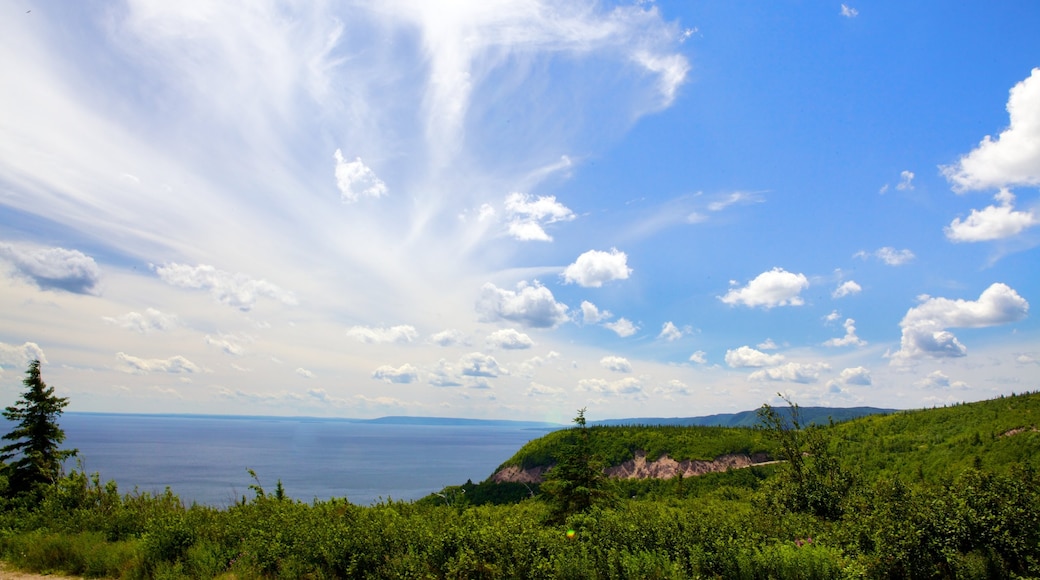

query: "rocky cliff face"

left=490, top=450, right=772, bottom=484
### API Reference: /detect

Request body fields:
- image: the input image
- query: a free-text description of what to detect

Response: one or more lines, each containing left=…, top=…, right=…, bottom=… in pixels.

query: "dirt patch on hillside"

left=999, top=426, right=1038, bottom=437
left=0, top=562, right=81, bottom=579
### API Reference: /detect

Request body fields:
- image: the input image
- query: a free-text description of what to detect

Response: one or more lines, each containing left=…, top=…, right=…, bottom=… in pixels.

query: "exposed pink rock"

left=490, top=450, right=772, bottom=484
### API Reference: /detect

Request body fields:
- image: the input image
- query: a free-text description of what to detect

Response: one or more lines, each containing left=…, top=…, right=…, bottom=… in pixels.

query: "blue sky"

left=1, top=1, right=1037, bottom=422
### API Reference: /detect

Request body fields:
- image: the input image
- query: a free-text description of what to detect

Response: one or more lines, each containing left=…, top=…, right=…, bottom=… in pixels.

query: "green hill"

left=492, top=392, right=1040, bottom=483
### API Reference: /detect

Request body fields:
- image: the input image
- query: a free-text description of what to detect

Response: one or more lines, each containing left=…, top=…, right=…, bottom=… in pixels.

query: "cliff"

left=490, top=450, right=774, bottom=484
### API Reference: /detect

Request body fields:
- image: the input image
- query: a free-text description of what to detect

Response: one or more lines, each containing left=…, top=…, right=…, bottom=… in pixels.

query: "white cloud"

left=757, top=338, right=779, bottom=350
left=334, top=149, right=387, bottom=203
left=476, top=281, right=569, bottom=328
left=724, top=346, right=785, bottom=368
left=942, top=68, right=1040, bottom=192
left=580, top=300, right=611, bottom=324
left=658, top=321, right=683, bottom=341
left=897, top=170, right=915, bottom=191
left=486, top=328, right=534, bottom=350
left=838, top=366, right=872, bottom=386
left=824, top=318, right=866, bottom=347
left=719, top=268, right=809, bottom=308
left=577, top=377, right=643, bottom=395
left=604, top=318, right=638, bottom=337
left=0, top=243, right=101, bottom=295
left=706, top=191, right=765, bottom=212
left=525, top=382, right=564, bottom=397
left=295, top=367, right=314, bottom=379
left=155, top=263, right=296, bottom=311
left=749, top=362, right=830, bottom=384
left=428, top=359, right=463, bottom=387
left=116, top=352, right=200, bottom=374
left=600, top=355, right=632, bottom=373
left=562, top=248, right=632, bottom=287
left=891, top=283, right=1029, bottom=361
left=916, top=370, right=968, bottom=390
left=825, top=310, right=842, bottom=323
left=0, top=341, right=47, bottom=368
left=459, top=352, right=506, bottom=378
left=840, top=4, right=859, bottom=18
left=504, top=192, right=575, bottom=242
left=945, top=189, right=1039, bottom=242
left=688, top=350, right=707, bottom=364
left=372, top=363, right=419, bottom=384
left=104, top=308, right=178, bottom=333
left=855, top=247, right=915, bottom=266
left=430, top=329, right=466, bottom=347
left=347, top=325, right=419, bottom=344
left=833, top=280, right=862, bottom=299
left=205, top=334, right=249, bottom=356
left=654, top=379, right=690, bottom=396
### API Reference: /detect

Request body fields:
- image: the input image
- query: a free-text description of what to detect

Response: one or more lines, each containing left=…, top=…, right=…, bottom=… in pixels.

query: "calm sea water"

left=57, top=413, right=551, bottom=506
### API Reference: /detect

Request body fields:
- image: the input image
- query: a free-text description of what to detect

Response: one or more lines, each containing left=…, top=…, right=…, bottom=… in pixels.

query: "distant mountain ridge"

left=590, top=406, right=895, bottom=428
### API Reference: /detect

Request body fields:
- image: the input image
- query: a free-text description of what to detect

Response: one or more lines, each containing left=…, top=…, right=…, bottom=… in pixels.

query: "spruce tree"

left=1, top=360, right=77, bottom=496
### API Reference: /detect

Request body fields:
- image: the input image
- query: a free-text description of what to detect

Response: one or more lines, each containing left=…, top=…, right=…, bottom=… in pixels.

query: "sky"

left=1, top=1, right=1038, bottom=423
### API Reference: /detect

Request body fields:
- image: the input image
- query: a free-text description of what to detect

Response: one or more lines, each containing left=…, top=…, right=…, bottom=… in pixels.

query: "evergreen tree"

left=542, top=408, right=613, bottom=521
left=1, top=360, right=77, bottom=496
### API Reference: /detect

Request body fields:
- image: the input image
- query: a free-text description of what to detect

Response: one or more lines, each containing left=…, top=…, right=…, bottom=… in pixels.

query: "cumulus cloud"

left=658, top=321, right=684, bottom=341
left=840, top=4, right=859, bottom=17
left=855, top=247, right=915, bottom=266
left=826, top=366, right=872, bottom=391
left=580, top=300, right=611, bottom=324
left=562, top=248, right=632, bottom=287
left=459, top=352, right=506, bottom=378
left=525, top=382, right=564, bottom=397
left=334, top=149, right=387, bottom=202
left=824, top=318, right=866, bottom=347
left=654, top=379, right=690, bottom=396
left=577, top=377, right=644, bottom=395
left=204, top=333, right=250, bottom=356
left=942, top=68, right=1040, bottom=192
left=371, top=363, right=418, bottom=384
left=0, top=341, right=47, bottom=368
left=749, top=362, right=830, bottom=384
left=295, top=367, right=314, bottom=379
left=604, top=318, right=638, bottom=337
left=688, top=350, right=707, bottom=364
left=430, top=329, right=466, bottom=346
left=504, top=192, right=575, bottom=241
left=833, top=280, right=862, bottom=299
left=155, top=263, right=296, bottom=311
left=719, top=268, right=809, bottom=308
left=486, top=328, right=534, bottom=350
left=428, top=359, right=463, bottom=387
left=600, top=355, right=632, bottom=373
left=476, top=281, right=569, bottom=328
left=916, top=370, right=968, bottom=389
left=945, top=189, right=1038, bottom=242
left=725, top=346, right=785, bottom=368
left=0, top=243, right=101, bottom=295
left=897, top=170, right=915, bottom=191
left=891, top=283, right=1029, bottom=361
left=104, top=308, right=178, bottom=333
left=757, top=338, right=779, bottom=350
left=116, top=352, right=200, bottom=374
left=347, top=325, right=419, bottom=344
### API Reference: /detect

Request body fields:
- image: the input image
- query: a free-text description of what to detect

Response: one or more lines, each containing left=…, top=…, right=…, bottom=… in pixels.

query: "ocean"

left=57, top=413, right=556, bottom=506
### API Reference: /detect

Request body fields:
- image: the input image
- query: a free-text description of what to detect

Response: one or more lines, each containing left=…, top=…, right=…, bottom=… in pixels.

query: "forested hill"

left=494, top=392, right=1039, bottom=480
left=591, top=405, right=893, bottom=428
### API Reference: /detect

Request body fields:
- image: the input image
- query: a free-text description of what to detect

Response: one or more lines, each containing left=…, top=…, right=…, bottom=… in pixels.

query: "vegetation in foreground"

left=0, top=361, right=1038, bottom=579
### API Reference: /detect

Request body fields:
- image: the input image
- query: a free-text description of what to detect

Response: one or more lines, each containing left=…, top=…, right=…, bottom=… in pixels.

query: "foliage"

left=1, top=392, right=1039, bottom=578
left=539, top=409, right=617, bottom=523
left=758, top=396, right=856, bottom=520
left=0, top=360, right=77, bottom=498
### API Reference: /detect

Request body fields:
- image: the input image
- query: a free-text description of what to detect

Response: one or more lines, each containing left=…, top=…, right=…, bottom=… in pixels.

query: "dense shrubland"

left=1, top=383, right=1039, bottom=578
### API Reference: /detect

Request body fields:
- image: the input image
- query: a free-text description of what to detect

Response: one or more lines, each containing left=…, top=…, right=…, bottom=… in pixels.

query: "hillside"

left=488, top=392, right=1040, bottom=486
